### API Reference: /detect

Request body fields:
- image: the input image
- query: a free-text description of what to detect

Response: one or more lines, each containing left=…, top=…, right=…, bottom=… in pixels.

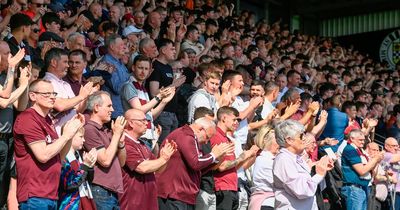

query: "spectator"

left=6, top=13, right=33, bottom=61
left=0, top=48, right=27, bottom=207
left=157, top=116, right=234, bottom=209
left=147, top=38, right=186, bottom=143
left=210, top=106, right=259, bottom=210
left=83, top=91, right=127, bottom=209
left=120, top=55, right=175, bottom=148
left=64, top=49, right=90, bottom=96
left=273, top=119, right=333, bottom=210
left=320, top=94, right=348, bottom=151
left=341, top=129, right=383, bottom=210
left=187, top=71, right=221, bottom=123
left=249, top=126, right=279, bottom=210
left=382, top=137, right=400, bottom=209
left=99, top=34, right=130, bottom=120
left=58, top=127, right=97, bottom=210
left=119, top=109, right=177, bottom=210
left=13, top=79, right=83, bottom=208
left=138, top=37, right=159, bottom=59
left=43, top=48, right=94, bottom=134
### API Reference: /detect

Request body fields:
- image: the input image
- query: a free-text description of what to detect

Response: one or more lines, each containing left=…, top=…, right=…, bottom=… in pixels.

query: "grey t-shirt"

left=0, top=73, right=14, bottom=133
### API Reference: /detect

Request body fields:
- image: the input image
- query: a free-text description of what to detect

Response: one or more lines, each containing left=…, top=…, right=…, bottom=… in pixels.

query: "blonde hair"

left=254, top=125, right=275, bottom=150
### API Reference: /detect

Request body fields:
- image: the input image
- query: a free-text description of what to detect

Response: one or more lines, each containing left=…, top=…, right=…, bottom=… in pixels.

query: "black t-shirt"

left=147, top=60, right=178, bottom=113
left=199, top=142, right=215, bottom=194
left=183, top=67, right=196, bottom=85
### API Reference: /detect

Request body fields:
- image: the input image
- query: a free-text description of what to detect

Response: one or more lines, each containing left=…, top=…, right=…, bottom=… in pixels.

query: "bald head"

left=384, top=137, right=399, bottom=153
left=125, top=109, right=145, bottom=120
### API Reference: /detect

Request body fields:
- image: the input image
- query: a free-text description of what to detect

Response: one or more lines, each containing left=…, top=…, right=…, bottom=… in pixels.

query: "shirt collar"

left=45, top=72, right=64, bottom=82
left=87, top=120, right=106, bottom=130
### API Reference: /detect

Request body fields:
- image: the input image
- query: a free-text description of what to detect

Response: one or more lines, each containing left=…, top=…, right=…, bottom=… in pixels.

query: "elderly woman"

left=249, top=126, right=280, bottom=210
left=273, top=120, right=333, bottom=210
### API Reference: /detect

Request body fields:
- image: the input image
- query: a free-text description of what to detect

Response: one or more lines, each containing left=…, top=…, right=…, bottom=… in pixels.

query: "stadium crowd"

left=0, top=0, right=400, bottom=209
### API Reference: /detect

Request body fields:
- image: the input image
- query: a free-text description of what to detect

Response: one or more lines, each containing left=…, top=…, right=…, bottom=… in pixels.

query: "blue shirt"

left=101, top=54, right=130, bottom=118
left=320, top=107, right=348, bottom=152
left=341, top=144, right=370, bottom=187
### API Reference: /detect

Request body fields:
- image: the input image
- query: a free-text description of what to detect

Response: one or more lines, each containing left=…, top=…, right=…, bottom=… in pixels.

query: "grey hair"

left=67, top=32, right=85, bottom=44
left=138, top=37, right=154, bottom=54
left=274, top=119, right=305, bottom=147
left=194, top=117, right=216, bottom=130
left=281, top=87, right=299, bottom=102
left=105, top=34, right=121, bottom=50
left=348, top=129, right=364, bottom=139
left=86, top=91, right=110, bottom=113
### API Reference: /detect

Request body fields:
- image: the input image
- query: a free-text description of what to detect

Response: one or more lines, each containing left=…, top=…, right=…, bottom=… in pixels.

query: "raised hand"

left=83, top=148, right=98, bottom=167
left=211, top=142, right=235, bottom=159
left=79, top=81, right=94, bottom=99
left=8, top=48, right=25, bottom=68
left=161, top=88, right=176, bottom=103
left=111, top=116, right=127, bottom=136
left=62, top=116, right=84, bottom=140
left=18, top=66, right=31, bottom=87
left=171, top=75, right=186, bottom=88
left=160, top=139, right=178, bottom=161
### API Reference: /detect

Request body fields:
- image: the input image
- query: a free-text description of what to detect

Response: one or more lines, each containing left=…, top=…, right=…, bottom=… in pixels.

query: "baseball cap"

left=123, top=25, right=143, bottom=37
left=39, top=31, right=65, bottom=43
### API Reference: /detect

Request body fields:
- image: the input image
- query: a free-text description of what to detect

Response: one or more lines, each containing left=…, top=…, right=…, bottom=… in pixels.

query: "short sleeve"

left=83, top=124, right=105, bottom=151
left=125, top=142, right=153, bottom=172
left=147, top=65, right=162, bottom=83
left=343, top=147, right=362, bottom=165
left=121, top=83, right=138, bottom=102
left=14, top=113, right=47, bottom=144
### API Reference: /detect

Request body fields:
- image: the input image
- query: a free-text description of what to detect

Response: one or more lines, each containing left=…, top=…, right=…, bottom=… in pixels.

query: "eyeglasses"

left=130, top=118, right=148, bottom=123
left=386, top=144, right=399, bottom=148
left=31, top=91, right=58, bottom=97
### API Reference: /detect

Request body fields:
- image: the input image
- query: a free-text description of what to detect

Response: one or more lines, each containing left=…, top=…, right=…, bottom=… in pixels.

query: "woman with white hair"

left=272, top=120, right=333, bottom=210
left=249, top=126, right=280, bottom=210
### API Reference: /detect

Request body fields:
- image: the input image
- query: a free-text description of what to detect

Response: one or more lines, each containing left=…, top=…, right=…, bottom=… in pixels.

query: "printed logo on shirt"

left=166, top=73, right=173, bottom=78
left=46, top=135, right=53, bottom=144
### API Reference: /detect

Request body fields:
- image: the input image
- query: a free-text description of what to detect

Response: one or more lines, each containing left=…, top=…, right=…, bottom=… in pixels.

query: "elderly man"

left=13, top=79, right=83, bottom=208
left=98, top=34, right=130, bottom=120
left=341, top=129, right=384, bottom=210
left=83, top=91, right=126, bottom=209
left=138, top=37, right=159, bottom=60
left=43, top=48, right=94, bottom=134
left=273, top=119, right=333, bottom=210
left=157, top=117, right=234, bottom=209
left=118, top=109, right=177, bottom=210
left=383, top=137, right=400, bottom=209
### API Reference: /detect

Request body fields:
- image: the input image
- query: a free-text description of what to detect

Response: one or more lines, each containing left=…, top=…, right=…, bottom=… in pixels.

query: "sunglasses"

left=33, top=3, right=48, bottom=7
left=33, top=28, right=40, bottom=33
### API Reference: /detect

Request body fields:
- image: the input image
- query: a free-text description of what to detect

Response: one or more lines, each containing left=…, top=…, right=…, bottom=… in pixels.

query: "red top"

left=119, top=135, right=158, bottom=210
left=83, top=120, right=123, bottom=193
left=210, top=127, right=238, bottom=191
left=344, top=119, right=361, bottom=135
left=156, top=125, right=215, bottom=205
left=13, top=108, right=60, bottom=202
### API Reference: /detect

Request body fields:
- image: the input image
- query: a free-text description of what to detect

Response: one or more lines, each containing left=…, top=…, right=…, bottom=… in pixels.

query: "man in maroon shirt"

left=13, top=79, right=84, bottom=208
left=64, top=49, right=88, bottom=96
left=156, top=117, right=234, bottom=210
left=210, top=106, right=259, bottom=210
left=83, top=91, right=127, bottom=209
left=119, top=109, right=177, bottom=210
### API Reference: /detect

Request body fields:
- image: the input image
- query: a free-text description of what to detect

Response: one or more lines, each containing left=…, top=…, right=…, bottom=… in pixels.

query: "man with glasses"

left=13, top=79, right=84, bottom=209
left=157, top=114, right=234, bottom=210
left=118, top=109, right=177, bottom=210
left=383, top=137, right=400, bottom=209
left=43, top=48, right=95, bottom=134
left=21, top=0, right=47, bottom=22
left=341, top=129, right=384, bottom=210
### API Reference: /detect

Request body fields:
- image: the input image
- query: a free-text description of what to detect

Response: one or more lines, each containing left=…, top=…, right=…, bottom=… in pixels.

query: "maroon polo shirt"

left=210, top=127, right=238, bottom=191
left=118, top=134, right=158, bottom=210
left=63, top=74, right=88, bottom=96
left=83, top=120, right=123, bottom=193
left=156, top=125, right=215, bottom=205
left=13, top=108, right=60, bottom=202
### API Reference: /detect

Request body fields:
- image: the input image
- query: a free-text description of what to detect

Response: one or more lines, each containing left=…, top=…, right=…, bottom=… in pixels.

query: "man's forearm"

left=0, top=67, right=16, bottom=99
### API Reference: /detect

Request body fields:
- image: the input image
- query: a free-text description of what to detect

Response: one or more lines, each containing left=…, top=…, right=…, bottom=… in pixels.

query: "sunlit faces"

left=29, top=81, right=56, bottom=110
left=95, top=94, right=114, bottom=123
left=230, top=75, right=244, bottom=92
left=250, top=85, right=265, bottom=98
left=68, top=54, right=87, bottom=76
left=204, top=78, right=220, bottom=95
left=132, top=60, right=151, bottom=82
left=54, top=55, right=69, bottom=78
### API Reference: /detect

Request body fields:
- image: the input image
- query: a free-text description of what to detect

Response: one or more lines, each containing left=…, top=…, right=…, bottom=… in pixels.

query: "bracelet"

left=154, top=96, right=161, bottom=102
left=118, top=143, right=125, bottom=149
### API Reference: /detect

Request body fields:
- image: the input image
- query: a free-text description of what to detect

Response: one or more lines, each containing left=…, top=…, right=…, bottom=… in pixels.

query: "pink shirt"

left=43, top=72, right=77, bottom=135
